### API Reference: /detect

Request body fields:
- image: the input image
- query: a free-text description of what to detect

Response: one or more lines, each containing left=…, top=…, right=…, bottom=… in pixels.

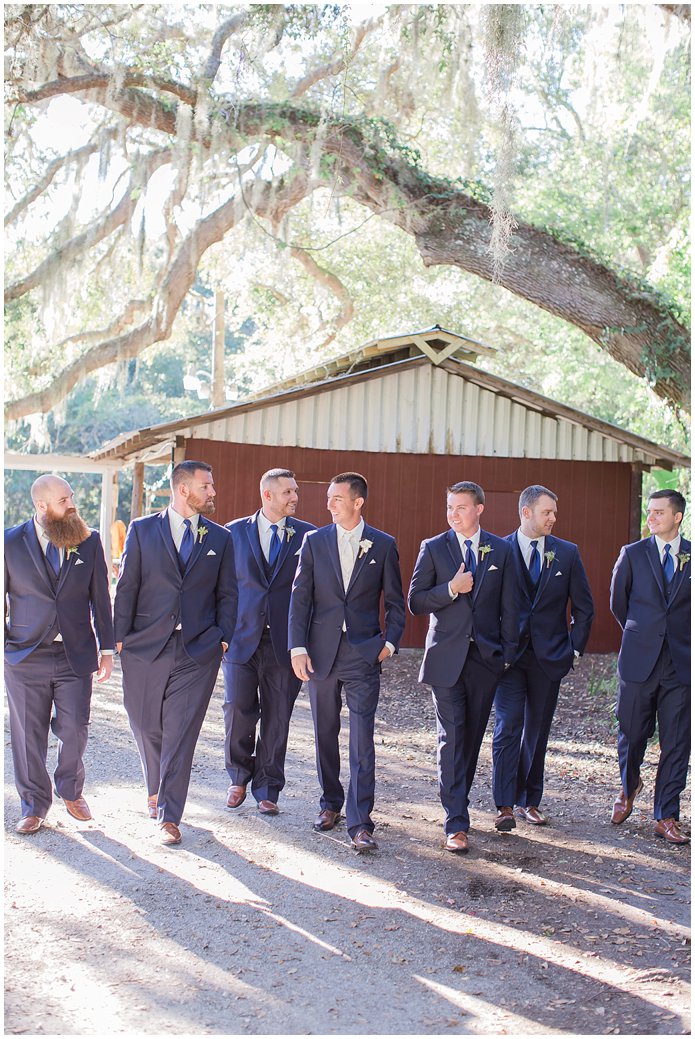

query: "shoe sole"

left=258, top=807, right=279, bottom=815
left=495, top=819, right=516, bottom=832
left=444, top=844, right=468, bottom=853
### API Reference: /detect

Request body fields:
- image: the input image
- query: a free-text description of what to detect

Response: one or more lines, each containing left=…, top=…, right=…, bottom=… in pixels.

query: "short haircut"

left=171, top=460, right=212, bottom=490
left=648, top=488, right=686, bottom=516
left=260, top=468, right=295, bottom=491
left=330, top=471, right=368, bottom=501
left=519, top=484, right=558, bottom=515
left=447, top=480, right=485, bottom=506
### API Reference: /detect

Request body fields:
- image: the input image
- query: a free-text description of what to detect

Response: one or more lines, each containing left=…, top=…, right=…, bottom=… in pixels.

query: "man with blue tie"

left=114, top=461, right=236, bottom=845
left=289, top=472, right=405, bottom=852
left=408, top=481, right=518, bottom=853
left=491, top=485, right=594, bottom=831
left=5, top=475, right=114, bottom=834
left=610, top=489, right=691, bottom=845
left=223, top=469, right=315, bottom=815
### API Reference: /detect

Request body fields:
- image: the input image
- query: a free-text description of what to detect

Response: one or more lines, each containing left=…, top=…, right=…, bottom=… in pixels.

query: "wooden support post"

left=212, top=290, right=225, bottom=408
left=131, top=461, right=145, bottom=520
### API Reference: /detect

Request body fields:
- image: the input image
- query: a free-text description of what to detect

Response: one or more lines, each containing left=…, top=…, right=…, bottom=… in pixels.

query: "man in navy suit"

left=5, top=475, right=114, bottom=834
left=610, top=489, right=690, bottom=845
left=114, top=461, right=235, bottom=845
left=491, top=485, right=594, bottom=831
left=223, top=468, right=315, bottom=815
left=289, top=472, right=405, bottom=851
left=408, top=481, right=518, bottom=853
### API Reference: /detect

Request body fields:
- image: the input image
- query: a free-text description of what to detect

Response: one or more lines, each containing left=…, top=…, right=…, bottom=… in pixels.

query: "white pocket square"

left=74, top=558, right=84, bottom=566
left=207, top=549, right=216, bottom=556
left=369, top=558, right=377, bottom=565
left=488, top=564, right=498, bottom=571
left=555, top=571, right=562, bottom=577
left=295, top=549, right=301, bottom=555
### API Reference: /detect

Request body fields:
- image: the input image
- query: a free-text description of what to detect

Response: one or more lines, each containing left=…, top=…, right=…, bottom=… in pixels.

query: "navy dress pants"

left=308, top=634, right=381, bottom=838
left=222, top=630, right=301, bottom=803
left=5, top=642, right=92, bottom=819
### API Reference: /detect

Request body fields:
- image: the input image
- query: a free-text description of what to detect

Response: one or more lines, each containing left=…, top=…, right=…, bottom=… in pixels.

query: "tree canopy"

left=4, top=4, right=691, bottom=448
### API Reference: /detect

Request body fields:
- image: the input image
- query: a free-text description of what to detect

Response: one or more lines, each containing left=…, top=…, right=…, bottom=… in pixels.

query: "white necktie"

left=339, top=531, right=356, bottom=590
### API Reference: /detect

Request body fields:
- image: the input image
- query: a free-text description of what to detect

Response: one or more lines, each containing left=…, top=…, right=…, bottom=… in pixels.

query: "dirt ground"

left=4, top=651, right=690, bottom=1036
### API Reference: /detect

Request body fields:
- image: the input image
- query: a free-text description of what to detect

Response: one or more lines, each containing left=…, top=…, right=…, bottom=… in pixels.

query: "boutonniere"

left=66, top=546, right=79, bottom=559
left=678, top=552, right=690, bottom=571
left=544, top=550, right=556, bottom=569
left=197, top=525, right=208, bottom=543
left=479, top=544, right=492, bottom=560
left=358, top=538, right=373, bottom=559
left=286, top=526, right=296, bottom=541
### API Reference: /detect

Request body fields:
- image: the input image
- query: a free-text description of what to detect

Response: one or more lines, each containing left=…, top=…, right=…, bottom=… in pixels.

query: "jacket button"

left=170, top=614, right=176, bottom=621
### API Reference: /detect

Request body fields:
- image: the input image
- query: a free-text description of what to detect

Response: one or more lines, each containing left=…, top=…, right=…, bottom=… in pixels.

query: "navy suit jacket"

left=224, top=512, right=315, bottom=665
left=610, top=535, right=690, bottom=686
left=114, top=510, right=236, bottom=665
left=408, top=528, right=519, bottom=687
left=4, top=521, right=114, bottom=677
left=288, top=523, right=406, bottom=680
left=507, top=532, right=594, bottom=681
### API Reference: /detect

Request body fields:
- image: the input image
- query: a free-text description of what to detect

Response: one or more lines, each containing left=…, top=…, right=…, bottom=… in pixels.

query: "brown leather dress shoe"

left=351, top=828, right=378, bottom=851
left=655, top=818, right=690, bottom=845
left=160, top=822, right=182, bottom=845
left=147, top=795, right=158, bottom=819
left=611, top=778, right=643, bottom=825
left=64, top=797, right=92, bottom=821
left=445, top=831, right=469, bottom=853
left=495, top=806, right=516, bottom=831
left=313, top=808, right=341, bottom=831
left=226, top=784, right=247, bottom=809
left=516, top=806, right=547, bottom=825
left=16, top=816, right=44, bottom=835
left=258, top=800, right=279, bottom=815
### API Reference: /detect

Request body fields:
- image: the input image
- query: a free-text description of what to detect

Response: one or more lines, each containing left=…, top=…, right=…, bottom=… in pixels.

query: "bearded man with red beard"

left=114, top=460, right=236, bottom=845
left=5, top=474, right=115, bottom=834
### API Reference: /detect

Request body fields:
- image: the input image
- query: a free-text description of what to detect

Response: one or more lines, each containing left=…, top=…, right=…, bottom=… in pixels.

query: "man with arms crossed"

left=223, top=469, right=315, bottom=815
left=408, top=481, right=518, bottom=853
left=5, top=475, right=114, bottom=833
left=610, top=489, right=690, bottom=844
left=491, top=485, right=594, bottom=830
left=289, top=472, right=405, bottom=852
left=114, top=461, right=235, bottom=845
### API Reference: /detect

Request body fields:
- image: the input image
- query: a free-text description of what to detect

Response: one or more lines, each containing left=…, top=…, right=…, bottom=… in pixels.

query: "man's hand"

left=221, top=641, right=228, bottom=653
left=96, top=654, right=113, bottom=683
left=292, top=653, right=314, bottom=682
left=377, top=645, right=392, bottom=663
left=116, top=641, right=122, bottom=654
left=450, top=563, right=474, bottom=596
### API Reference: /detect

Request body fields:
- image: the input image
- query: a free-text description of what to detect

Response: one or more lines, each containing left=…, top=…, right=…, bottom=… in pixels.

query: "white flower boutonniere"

left=678, top=552, right=690, bottom=572
left=479, top=544, right=492, bottom=560
left=358, top=538, right=373, bottom=559
left=197, top=525, right=208, bottom=543
left=286, top=526, right=296, bottom=541
left=66, top=546, right=79, bottom=559
left=544, top=550, right=556, bottom=569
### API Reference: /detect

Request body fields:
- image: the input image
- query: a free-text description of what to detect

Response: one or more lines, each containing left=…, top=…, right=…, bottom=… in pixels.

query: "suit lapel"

left=158, top=510, right=181, bottom=572
left=328, top=525, right=345, bottom=591
left=56, top=544, right=79, bottom=593
left=184, top=519, right=208, bottom=575
left=511, top=533, right=534, bottom=603
left=271, top=520, right=296, bottom=583
left=246, top=513, right=269, bottom=585
left=646, top=536, right=667, bottom=603
left=22, top=520, right=54, bottom=591
left=446, top=528, right=463, bottom=571
left=668, top=537, right=690, bottom=603
left=472, top=530, right=493, bottom=603
left=532, top=535, right=555, bottom=606
left=346, top=524, right=373, bottom=594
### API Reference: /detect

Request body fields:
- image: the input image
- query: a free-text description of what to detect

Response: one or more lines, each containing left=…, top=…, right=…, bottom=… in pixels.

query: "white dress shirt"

left=258, top=511, right=287, bottom=562
left=655, top=533, right=681, bottom=566
left=167, top=506, right=199, bottom=551
left=516, top=530, right=546, bottom=570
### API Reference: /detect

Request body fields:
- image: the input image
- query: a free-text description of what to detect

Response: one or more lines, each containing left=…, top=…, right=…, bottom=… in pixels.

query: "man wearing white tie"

left=289, top=473, right=405, bottom=851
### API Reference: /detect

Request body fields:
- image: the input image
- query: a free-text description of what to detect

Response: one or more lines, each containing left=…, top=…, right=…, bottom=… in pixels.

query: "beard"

left=42, top=507, right=91, bottom=549
left=187, top=492, right=215, bottom=516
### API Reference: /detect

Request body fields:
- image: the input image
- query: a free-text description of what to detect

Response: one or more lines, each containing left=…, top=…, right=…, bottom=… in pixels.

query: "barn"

left=93, top=326, right=689, bottom=653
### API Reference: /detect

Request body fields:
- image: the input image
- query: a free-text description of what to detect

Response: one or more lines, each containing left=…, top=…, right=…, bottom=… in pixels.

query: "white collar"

left=455, top=528, right=480, bottom=550
left=517, top=529, right=545, bottom=554
left=168, top=506, right=199, bottom=532
left=655, top=533, right=681, bottom=557
left=337, top=519, right=365, bottom=541
left=258, top=511, right=286, bottom=534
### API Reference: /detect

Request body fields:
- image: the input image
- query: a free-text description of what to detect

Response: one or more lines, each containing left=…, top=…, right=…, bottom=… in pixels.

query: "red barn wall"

left=188, top=438, right=631, bottom=653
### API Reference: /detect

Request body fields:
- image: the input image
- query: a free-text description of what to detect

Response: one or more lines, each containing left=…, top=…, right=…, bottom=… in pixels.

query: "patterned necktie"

left=179, top=518, right=194, bottom=566
left=46, top=540, right=61, bottom=577
left=268, top=523, right=282, bottom=568
left=340, top=531, right=356, bottom=590
left=464, top=538, right=477, bottom=575
left=663, top=543, right=675, bottom=585
left=529, top=540, right=541, bottom=583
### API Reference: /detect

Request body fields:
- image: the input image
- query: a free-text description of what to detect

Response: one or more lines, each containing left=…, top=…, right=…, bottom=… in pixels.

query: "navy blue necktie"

left=464, top=538, right=477, bottom=575
left=46, top=540, right=61, bottom=576
left=268, top=524, right=282, bottom=568
left=179, top=518, right=194, bottom=566
left=529, top=540, right=541, bottom=583
left=663, top=543, right=675, bottom=584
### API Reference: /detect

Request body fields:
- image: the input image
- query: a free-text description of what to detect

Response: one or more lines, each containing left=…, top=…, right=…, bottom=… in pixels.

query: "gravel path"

left=4, top=652, right=690, bottom=1036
